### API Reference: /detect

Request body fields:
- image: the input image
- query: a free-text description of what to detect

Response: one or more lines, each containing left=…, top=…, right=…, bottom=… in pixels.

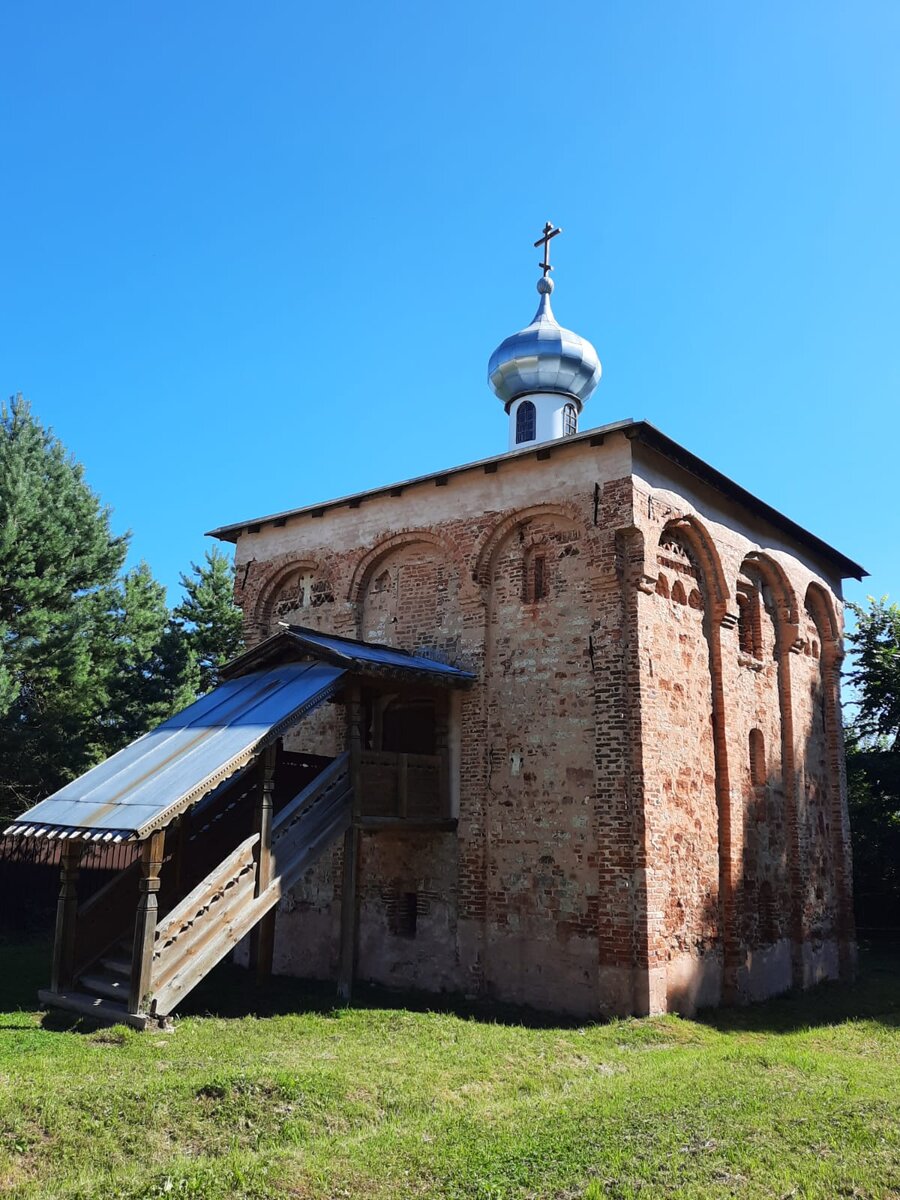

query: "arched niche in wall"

left=731, top=552, right=797, bottom=962
left=654, top=518, right=726, bottom=1001
left=656, top=524, right=712, bottom=619
left=478, top=505, right=596, bottom=981
left=795, top=581, right=843, bottom=943
left=352, top=531, right=464, bottom=657
left=256, top=561, right=335, bottom=636
left=483, top=508, right=588, bottom=620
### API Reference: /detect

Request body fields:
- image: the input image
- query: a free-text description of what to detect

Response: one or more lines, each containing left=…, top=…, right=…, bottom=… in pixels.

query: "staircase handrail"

left=155, top=832, right=259, bottom=947
left=148, top=759, right=352, bottom=1018
left=273, top=750, right=350, bottom=838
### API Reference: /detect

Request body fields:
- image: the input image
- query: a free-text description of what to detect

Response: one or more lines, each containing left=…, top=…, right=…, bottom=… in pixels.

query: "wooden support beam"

left=338, top=683, right=363, bottom=1002
left=397, top=752, right=409, bottom=818
left=129, top=830, right=165, bottom=1015
left=50, top=841, right=84, bottom=993
left=435, top=696, right=452, bottom=819
left=250, top=744, right=278, bottom=981
left=337, top=826, right=359, bottom=1003
left=170, top=813, right=190, bottom=902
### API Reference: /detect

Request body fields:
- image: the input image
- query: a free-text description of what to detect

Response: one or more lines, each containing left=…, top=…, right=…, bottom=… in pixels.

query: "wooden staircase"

left=39, top=752, right=352, bottom=1028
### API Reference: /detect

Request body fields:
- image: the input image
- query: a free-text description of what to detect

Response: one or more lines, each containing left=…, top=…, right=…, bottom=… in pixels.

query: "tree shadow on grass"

left=176, top=955, right=590, bottom=1030
left=0, top=936, right=52, bottom=1013
left=4, top=936, right=898, bottom=1037
left=695, top=945, right=900, bottom=1035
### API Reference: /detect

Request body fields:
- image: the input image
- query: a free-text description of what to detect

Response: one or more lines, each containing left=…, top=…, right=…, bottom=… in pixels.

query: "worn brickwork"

left=221, top=429, right=856, bottom=1017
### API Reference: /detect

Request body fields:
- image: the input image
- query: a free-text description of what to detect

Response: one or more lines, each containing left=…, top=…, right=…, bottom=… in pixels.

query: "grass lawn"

left=0, top=940, right=897, bottom=1199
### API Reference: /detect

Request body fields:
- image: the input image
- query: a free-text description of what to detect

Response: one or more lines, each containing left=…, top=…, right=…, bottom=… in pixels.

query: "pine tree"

left=0, top=398, right=199, bottom=820
left=172, top=548, right=244, bottom=693
left=0, top=397, right=128, bottom=815
left=94, top=564, right=200, bottom=748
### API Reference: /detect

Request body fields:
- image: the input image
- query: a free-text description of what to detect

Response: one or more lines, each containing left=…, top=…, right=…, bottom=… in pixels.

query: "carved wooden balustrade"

left=146, top=751, right=352, bottom=1018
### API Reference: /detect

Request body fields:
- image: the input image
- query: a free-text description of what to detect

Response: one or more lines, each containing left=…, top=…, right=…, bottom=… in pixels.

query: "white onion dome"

left=488, top=277, right=602, bottom=411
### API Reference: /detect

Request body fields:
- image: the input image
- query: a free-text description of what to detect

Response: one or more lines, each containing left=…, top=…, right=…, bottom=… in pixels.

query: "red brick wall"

left=228, top=439, right=854, bottom=1017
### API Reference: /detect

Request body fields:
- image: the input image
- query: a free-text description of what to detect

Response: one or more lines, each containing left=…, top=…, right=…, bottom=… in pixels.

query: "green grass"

left=0, top=939, right=898, bottom=1199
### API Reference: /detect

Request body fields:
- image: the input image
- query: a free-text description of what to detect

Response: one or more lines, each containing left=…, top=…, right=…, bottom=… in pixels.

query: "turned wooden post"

left=50, top=841, right=84, bottom=993
left=338, top=683, right=363, bottom=1002
left=250, top=743, right=277, bottom=980
left=129, top=830, right=166, bottom=1015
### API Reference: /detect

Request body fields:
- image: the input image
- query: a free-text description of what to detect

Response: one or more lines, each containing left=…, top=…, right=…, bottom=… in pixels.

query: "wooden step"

left=37, top=988, right=148, bottom=1030
left=78, top=973, right=129, bottom=1002
left=100, top=956, right=131, bottom=978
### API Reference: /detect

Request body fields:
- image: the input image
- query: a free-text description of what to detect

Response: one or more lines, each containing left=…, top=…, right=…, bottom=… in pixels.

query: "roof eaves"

left=204, top=418, right=638, bottom=542
left=205, top=415, right=866, bottom=581
left=631, top=423, right=867, bottom=581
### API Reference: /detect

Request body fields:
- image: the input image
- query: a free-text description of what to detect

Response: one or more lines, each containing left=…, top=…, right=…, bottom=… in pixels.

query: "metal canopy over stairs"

left=6, top=628, right=473, bottom=1028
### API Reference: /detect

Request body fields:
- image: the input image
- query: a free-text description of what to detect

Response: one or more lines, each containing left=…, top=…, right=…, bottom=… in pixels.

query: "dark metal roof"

left=223, top=625, right=475, bottom=687
left=205, top=419, right=866, bottom=580
left=4, top=662, right=345, bottom=843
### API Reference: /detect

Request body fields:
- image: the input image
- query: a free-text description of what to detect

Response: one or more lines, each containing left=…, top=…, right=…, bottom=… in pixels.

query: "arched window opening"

left=672, top=579, right=687, bottom=605
left=749, top=728, right=766, bottom=787
left=515, top=400, right=536, bottom=444
left=563, top=403, right=577, bottom=437
left=737, top=580, right=762, bottom=659
left=655, top=573, right=670, bottom=598
left=688, top=588, right=703, bottom=611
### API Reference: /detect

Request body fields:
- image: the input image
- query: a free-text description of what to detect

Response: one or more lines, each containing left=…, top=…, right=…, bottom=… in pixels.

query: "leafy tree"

left=172, top=548, right=243, bottom=693
left=846, top=597, right=900, bottom=748
left=845, top=597, right=900, bottom=935
left=845, top=729, right=900, bottom=935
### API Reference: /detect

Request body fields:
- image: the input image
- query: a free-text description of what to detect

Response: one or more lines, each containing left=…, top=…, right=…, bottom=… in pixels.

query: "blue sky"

left=2, top=3, right=897, bottom=614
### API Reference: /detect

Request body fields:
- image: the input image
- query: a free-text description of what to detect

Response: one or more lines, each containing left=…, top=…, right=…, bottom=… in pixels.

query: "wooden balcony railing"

left=357, top=751, right=449, bottom=822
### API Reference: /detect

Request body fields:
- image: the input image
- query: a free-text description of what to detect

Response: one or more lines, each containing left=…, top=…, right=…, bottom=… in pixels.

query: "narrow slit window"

left=749, top=728, right=765, bottom=786
left=516, top=400, right=536, bottom=444
left=737, top=583, right=762, bottom=658
left=533, top=554, right=546, bottom=601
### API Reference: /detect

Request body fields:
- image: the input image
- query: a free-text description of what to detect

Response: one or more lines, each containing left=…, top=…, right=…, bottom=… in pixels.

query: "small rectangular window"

left=398, top=892, right=418, bottom=938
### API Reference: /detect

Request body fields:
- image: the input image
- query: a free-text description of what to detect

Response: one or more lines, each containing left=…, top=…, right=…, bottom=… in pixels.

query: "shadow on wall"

left=657, top=522, right=853, bottom=1021
left=666, top=669, right=847, bottom=1019
left=696, top=946, right=900, bottom=1034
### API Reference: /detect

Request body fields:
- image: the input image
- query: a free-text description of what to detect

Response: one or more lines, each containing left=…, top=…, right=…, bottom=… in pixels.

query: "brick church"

left=8, top=224, right=864, bottom=1027
left=205, top=224, right=864, bottom=1018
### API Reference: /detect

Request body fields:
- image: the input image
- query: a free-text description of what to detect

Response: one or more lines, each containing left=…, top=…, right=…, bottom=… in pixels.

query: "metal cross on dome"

left=534, top=221, right=562, bottom=278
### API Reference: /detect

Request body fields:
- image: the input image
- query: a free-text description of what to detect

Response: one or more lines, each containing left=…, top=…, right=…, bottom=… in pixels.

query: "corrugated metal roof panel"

left=4, top=661, right=345, bottom=841
left=283, top=627, right=474, bottom=679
